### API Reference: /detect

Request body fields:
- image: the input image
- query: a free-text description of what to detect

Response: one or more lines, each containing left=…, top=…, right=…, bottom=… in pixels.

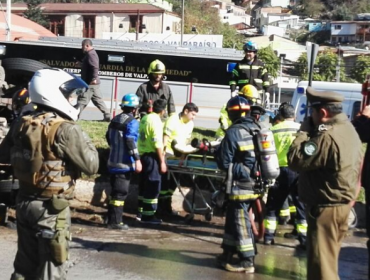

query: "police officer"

left=288, top=87, right=362, bottom=280
left=229, top=41, right=270, bottom=99
left=215, top=95, right=261, bottom=274
left=263, top=103, right=307, bottom=248
left=137, top=99, right=167, bottom=224
left=106, top=93, right=142, bottom=230
left=158, top=102, right=199, bottom=215
left=0, top=68, right=99, bottom=280
left=136, top=59, right=176, bottom=119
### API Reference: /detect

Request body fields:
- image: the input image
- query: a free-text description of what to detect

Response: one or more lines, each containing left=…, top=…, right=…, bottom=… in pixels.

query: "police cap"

left=306, top=86, right=344, bottom=106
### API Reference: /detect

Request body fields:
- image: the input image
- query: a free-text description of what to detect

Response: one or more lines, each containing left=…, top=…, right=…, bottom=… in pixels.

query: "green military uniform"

left=0, top=112, right=99, bottom=280
left=287, top=87, right=362, bottom=280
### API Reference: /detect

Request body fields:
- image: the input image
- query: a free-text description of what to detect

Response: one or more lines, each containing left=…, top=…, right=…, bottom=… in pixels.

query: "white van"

left=291, top=81, right=362, bottom=123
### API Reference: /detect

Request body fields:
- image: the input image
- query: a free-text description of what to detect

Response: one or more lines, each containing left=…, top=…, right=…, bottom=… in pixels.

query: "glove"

left=231, top=90, right=239, bottom=97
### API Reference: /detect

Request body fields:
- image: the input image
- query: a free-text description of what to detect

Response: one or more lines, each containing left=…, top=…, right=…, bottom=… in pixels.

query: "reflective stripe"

left=251, top=65, right=261, bottom=70
left=280, top=208, right=290, bottom=217
left=228, top=194, right=260, bottom=200
left=229, top=81, right=237, bottom=85
left=232, top=69, right=239, bottom=76
left=272, top=128, right=299, bottom=134
left=239, top=65, right=250, bottom=69
left=264, top=218, right=277, bottom=233
left=138, top=207, right=143, bottom=213
left=128, top=148, right=139, bottom=155
left=238, top=79, right=249, bottom=84
left=239, top=144, right=254, bottom=151
left=289, top=206, right=297, bottom=213
left=143, top=198, right=158, bottom=204
left=238, top=243, right=254, bottom=252
left=261, top=68, right=268, bottom=75
left=109, top=200, right=125, bottom=207
left=142, top=210, right=156, bottom=216
left=263, top=81, right=270, bottom=86
left=254, top=78, right=263, bottom=83
left=296, top=220, right=308, bottom=234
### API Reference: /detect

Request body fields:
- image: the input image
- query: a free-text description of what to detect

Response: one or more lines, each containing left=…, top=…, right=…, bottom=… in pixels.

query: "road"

left=0, top=210, right=368, bottom=280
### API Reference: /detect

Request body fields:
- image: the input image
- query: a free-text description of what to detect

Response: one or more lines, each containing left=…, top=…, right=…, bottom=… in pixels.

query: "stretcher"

left=167, top=153, right=225, bottom=222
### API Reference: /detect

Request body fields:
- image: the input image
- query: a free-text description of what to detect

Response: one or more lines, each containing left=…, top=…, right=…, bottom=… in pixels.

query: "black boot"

left=107, top=202, right=127, bottom=229
left=216, top=251, right=234, bottom=268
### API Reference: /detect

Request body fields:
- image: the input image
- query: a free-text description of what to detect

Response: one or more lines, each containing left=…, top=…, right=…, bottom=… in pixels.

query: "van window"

left=352, top=101, right=361, bottom=120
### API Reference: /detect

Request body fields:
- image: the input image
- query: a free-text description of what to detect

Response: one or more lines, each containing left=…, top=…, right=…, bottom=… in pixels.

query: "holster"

left=48, top=195, right=71, bottom=265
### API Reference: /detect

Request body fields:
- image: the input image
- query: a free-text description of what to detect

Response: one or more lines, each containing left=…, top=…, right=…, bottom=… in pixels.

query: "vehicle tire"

left=249, top=198, right=265, bottom=241
left=348, top=207, right=358, bottom=229
left=2, top=58, right=49, bottom=86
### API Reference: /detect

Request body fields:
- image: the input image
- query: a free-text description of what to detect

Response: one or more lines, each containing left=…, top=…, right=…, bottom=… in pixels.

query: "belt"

left=234, top=180, right=255, bottom=190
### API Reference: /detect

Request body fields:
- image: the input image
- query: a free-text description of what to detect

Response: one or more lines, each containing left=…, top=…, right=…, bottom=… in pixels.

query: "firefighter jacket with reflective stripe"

left=229, top=57, right=270, bottom=93
left=215, top=104, right=232, bottom=138
left=138, top=112, right=164, bottom=154
left=0, top=112, right=99, bottom=198
left=136, top=81, right=176, bottom=118
left=106, top=112, right=140, bottom=174
left=271, top=120, right=301, bottom=167
left=215, top=116, right=261, bottom=199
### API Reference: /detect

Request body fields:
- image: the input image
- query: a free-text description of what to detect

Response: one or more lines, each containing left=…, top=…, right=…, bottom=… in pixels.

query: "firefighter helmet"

left=148, top=59, right=166, bottom=75
left=226, top=96, right=251, bottom=122
left=121, top=93, right=139, bottom=108
left=12, top=88, right=30, bottom=113
left=239, top=84, right=261, bottom=104
left=243, top=41, right=258, bottom=52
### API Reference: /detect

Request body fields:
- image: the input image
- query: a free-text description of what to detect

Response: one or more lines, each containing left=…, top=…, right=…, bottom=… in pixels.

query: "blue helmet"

left=226, top=96, right=251, bottom=122
left=243, top=41, right=258, bottom=52
left=121, top=93, right=139, bottom=108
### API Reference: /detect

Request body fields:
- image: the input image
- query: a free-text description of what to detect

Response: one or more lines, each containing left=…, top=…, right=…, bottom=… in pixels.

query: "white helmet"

left=29, top=68, right=88, bottom=121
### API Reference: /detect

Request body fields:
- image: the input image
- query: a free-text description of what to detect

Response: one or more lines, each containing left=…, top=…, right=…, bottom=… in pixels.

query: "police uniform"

left=106, top=112, right=140, bottom=229
left=288, top=87, right=362, bottom=280
left=263, top=119, right=307, bottom=245
left=137, top=110, right=164, bottom=223
left=0, top=111, right=99, bottom=280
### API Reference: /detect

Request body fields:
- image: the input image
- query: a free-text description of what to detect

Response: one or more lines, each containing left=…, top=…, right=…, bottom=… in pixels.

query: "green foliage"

left=295, top=48, right=347, bottom=82
left=23, top=0, right=49, bottom=28
left=350, top=55, right=370, bottom=83
left=257, top=46, right=279, bottom=78
left=331, top=4, right=353, bottom=20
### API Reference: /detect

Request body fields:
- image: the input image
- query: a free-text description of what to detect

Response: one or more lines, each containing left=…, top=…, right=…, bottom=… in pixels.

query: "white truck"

left=291, top=81, right=362, bottom=122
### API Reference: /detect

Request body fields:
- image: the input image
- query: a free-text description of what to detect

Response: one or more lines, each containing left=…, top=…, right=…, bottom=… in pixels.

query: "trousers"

left=108, top=173, right=131, bottom=224
left=77, top=84, right=109, bottom=116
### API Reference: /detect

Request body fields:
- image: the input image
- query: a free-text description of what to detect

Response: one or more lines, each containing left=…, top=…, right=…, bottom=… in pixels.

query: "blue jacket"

left=106, top=112, right=140, bottom=174
left=215, top=116, right=260, bottom=183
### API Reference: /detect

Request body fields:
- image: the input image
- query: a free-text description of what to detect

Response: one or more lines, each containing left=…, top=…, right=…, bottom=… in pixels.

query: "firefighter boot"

left=216, top=251, right=234, bottom=269
left=107, top=203, right=129, bottom=230
left=224, top=257, right=255, bottom=273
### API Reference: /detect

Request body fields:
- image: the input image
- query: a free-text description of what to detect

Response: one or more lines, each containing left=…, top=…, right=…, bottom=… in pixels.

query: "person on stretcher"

left=158, top=103, right=199, bottom=215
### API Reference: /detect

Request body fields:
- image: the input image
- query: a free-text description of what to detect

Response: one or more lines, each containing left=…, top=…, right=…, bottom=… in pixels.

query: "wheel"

left=348, top=207, right=358, bottom=229
left=185, top=213, right=194, bottom=224
left=205, top=212, right=212, bottom=222
left=2, top=58, right=49, bottom=86
left=249, top=198, right=265, bottom=241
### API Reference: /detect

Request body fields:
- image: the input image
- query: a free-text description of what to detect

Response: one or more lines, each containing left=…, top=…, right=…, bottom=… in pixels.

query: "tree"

left=23, top=0, right=49, bottom=28
left=300, top=0, right=325, bottom=18
left=350, top=55, right=370, bottom=83
left=257, top=46, right=279, bottom=78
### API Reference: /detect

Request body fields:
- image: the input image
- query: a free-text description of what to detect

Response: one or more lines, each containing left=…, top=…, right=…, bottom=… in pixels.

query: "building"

left=10, top=3, right=180, bottom=39
left=331, top=21, right=370, bottom=44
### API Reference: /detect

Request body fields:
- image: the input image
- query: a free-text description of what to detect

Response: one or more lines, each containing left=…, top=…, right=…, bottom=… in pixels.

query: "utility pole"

left=278, top=54, right=286, bottom=104
left=6, top=0, right=11, bottom=41
left=180, top=0, right=184, bottom=46
left=136, top=9, right=140, bottom=41
left=336, top=43, right=341, bottom=83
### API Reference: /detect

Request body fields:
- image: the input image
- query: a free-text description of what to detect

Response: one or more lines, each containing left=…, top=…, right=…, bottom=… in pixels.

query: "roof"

left=0, top=13, right=56, bottom=41
left=9, top=3, right=164, bottom=14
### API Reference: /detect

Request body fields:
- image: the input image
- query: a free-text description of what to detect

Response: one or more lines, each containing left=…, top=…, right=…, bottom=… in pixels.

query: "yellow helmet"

left=148, top=59, right=166, bottom=75
left=239, top=85, right=261, bottom=104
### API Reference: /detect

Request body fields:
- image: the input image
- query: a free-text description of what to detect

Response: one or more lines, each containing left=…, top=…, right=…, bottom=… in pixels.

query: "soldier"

left=288, top=87, right=362, bottom=280
left=0, top=68, right=99, bottom=280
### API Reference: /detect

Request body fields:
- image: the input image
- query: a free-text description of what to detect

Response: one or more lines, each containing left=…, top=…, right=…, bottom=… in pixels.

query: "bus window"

left=352, top=101, right=361, bottom=120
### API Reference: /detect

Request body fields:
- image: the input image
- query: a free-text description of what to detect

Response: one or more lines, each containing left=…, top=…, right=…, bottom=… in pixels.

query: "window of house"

left=335, top=25, right=342, bottom=30
left=48, top=15, right=65, bottom=36
left=129, top=15, right=144, bottom=32
left=83, top=16, right=95, bottom=38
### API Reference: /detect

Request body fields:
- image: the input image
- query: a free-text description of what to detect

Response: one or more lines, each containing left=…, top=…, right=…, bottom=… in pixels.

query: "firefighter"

left=215, top=84, right=261, bottom=139
left=11, top=88, right=37, bottom=120
left=215, top=95, right=261, bottom=274
left=158, top=102, right=199, bottom=215
left=263, top=103, right=307, bottom=248
left=137, top=99, right=167, bottom=224
left=0, top=68, right=99, bottom=280
left=106, top=93, right=142, bottom=230
left=229, top=41, right=270, bottom=100
left=136, top=59, right=176, bottom=119
left=288, top=87, right=362, bottom=280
